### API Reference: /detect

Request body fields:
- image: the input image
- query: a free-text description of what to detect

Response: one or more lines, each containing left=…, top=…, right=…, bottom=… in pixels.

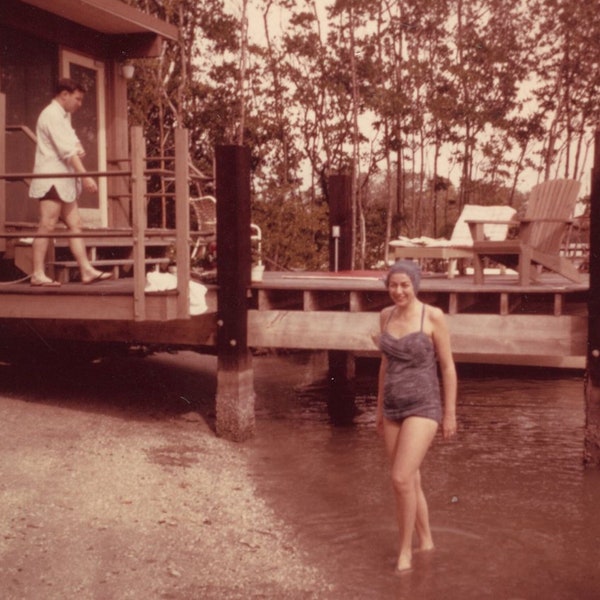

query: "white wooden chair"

left=189, top=196, right=216, bottom=260
left=389, top=204, right=517, bottom=278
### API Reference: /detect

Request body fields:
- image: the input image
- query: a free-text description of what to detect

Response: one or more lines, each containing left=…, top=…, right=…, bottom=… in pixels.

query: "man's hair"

left=55, top=78, right=86, bottom=95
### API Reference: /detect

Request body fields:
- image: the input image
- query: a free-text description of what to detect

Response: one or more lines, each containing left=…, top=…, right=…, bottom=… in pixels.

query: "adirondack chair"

left=470, top=179, right=582, bottom=285
left=388, top=204, right=517, bottom=278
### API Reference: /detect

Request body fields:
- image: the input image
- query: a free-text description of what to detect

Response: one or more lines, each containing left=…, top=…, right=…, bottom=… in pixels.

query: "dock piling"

left=327, top=174, right=353, bottom=272
left=585, top=129, right=600, bottom=466
left=326, top=174, right=357, bottom=422
left=215, top=145, right=255, bottom=441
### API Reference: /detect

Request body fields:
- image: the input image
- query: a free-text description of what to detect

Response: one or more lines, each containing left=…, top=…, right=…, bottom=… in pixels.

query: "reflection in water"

left=249, top=354, right=600, bottom=600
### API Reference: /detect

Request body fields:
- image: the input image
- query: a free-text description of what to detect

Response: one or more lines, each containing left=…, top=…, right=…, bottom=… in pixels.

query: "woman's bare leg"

left=414, top=469, right=435, bottom=551
left=383, top=416, right=438, bottom=571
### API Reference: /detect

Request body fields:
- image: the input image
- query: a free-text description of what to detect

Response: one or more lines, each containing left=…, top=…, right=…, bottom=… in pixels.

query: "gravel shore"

left=0, top=357, right=334, bottom=599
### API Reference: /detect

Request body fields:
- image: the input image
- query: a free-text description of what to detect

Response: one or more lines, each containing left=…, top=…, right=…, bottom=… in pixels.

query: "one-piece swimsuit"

left=379, top=304, right=442, bottom=424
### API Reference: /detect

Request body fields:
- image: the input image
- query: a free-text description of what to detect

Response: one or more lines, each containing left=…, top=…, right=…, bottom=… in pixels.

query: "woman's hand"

left=376, top=407, right=384, bottom=436
left=442, top=413, right=457, bottom=440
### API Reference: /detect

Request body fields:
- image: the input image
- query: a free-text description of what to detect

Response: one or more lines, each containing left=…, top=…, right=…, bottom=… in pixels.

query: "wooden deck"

left=0, top=269, right=587, bottom=369
left=248, top=270, right=589, bottom=369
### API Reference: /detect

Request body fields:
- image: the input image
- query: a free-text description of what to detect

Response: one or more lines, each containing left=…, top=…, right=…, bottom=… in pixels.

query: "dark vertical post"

left=130, top=126, right=147, bottom=321
left=327, top=174, right=356, bottom=424
left=0, top=93, right=5, bottom=253
left=328, top=174, right=353, bottom=271
left=585, top=130, right=600, bottom=466
left=215, top=145, right=255, bottom=441
left=174, top=128, right=190, bottom=319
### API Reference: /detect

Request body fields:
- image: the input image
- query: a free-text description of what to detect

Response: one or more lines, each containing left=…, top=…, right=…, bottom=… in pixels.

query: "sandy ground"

left=0, top=354, right=333, bottom=600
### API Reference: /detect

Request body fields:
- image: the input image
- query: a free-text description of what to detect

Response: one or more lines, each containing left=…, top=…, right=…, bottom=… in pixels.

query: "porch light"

left=120, top=62, right=135, bottom=80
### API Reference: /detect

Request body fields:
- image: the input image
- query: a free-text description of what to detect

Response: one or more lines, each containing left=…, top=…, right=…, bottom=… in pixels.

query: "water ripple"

left=250, top=357, right=600, bottom=600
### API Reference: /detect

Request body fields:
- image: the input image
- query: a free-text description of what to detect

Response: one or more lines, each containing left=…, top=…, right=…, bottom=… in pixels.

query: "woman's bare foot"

left=415, top=541, right=435, bottom=553
left=396, top=552, right=412, bottom=573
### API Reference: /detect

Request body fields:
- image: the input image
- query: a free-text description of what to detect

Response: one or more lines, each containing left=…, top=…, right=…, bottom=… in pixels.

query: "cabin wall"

left=0, top=18, right=131, bottom=229
left=0, top=24, right=57, bottom=223
left=0, top=0, right=178, bottom=232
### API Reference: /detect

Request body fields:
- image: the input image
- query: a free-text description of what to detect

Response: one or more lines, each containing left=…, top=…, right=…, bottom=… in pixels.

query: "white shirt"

left=29, top=99, right=82, bottom=203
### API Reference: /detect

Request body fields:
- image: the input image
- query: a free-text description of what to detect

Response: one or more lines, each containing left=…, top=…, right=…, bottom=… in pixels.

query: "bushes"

left=252, top=188, right=329, bottom=271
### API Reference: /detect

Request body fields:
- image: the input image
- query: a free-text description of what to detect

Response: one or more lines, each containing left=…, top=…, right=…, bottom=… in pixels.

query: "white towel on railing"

left=145, top=271, right=207, bottom=315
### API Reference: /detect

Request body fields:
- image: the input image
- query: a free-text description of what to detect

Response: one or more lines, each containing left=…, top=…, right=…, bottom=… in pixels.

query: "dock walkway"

left=0, top=270, right=588, bottom=369
left=249, top=270, right=589, bottom=369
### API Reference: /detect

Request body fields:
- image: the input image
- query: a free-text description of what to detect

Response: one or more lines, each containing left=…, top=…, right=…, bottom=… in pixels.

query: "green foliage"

left=252, top=188, right=329, bottom=271
left=123, top=0, right=597, bottom=268
left=361, top=202, right=388, bottom=268
left=126, top=0, right=241, bottom=177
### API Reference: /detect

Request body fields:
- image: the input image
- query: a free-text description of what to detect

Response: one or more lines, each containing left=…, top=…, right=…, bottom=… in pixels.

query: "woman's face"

left=387, top=272, right=415, bottom=306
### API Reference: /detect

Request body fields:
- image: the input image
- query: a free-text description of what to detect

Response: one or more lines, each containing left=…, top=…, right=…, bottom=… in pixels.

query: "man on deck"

left=29, top=78, right=111, bottom=286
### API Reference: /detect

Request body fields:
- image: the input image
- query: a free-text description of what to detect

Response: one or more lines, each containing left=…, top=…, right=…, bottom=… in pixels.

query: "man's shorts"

left=39, top=186, right=63, bottom=201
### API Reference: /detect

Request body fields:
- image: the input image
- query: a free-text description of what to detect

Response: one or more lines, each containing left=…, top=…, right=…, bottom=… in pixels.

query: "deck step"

left=49, top=258, right=171, bottom=283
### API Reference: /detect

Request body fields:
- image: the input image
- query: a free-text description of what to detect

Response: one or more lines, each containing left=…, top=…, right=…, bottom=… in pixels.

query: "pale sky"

left=222, top=0, right=592, bottom=198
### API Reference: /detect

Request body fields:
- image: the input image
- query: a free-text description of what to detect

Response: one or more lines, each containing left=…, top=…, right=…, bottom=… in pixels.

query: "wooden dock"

left=0, top=269, right=589, bottom=369
left=250, top=270, right=588, bottom=369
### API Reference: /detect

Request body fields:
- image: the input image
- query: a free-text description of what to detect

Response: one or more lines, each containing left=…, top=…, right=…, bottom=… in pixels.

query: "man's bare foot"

left=81, top=270, right=112, bottom=284
left=30, top=275, right=61, bottom=287
left=396, top=553, right=412, bottom=573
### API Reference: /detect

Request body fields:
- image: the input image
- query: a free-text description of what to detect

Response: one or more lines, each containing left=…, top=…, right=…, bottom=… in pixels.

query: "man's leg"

left=32, top=198, right=62, bottom=284
left=60, top=201, right=105, bottom=283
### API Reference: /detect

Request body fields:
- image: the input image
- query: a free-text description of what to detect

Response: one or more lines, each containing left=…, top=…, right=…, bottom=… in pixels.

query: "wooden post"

left=327, top=174, right=356, bottom=423
left=215, top=145, right=255, bottom=441
left=327, top=350, right=357, bottom=425
left=585, top=129, right=600, bottom=466
left=130, top=126, right=147, bottom=321
left=106, top=63, right=130, bottom=229
left=174, top=128, right=190, bottom=319
left=0, top=93, right=6, bottom=253
left=327, top=174, right=353, bottom=271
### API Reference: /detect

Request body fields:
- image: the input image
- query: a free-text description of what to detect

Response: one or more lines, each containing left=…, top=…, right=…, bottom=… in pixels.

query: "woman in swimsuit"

left=376, top=260, right=457, bottom=573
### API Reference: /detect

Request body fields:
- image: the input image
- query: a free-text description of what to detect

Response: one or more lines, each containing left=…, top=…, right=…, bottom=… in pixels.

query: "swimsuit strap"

left=385, top=304, right=426, bottom=332
left=384, top=308, right=395, bottom=330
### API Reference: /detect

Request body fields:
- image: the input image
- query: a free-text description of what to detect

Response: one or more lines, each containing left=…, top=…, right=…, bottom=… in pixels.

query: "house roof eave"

left=20, top=0, right=178, bottom=42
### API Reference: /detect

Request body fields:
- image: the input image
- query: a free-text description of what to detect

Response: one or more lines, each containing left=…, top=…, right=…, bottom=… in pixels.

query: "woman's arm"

left=430, top=307, right=457, bottom=440
left=376, top=307, right=391, bottom=435
left=376, top=354, right=387, bottom=436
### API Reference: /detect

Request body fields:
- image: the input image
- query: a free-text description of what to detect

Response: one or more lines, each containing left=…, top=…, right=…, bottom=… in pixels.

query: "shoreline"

left=0, top=357, right=334, bottom=599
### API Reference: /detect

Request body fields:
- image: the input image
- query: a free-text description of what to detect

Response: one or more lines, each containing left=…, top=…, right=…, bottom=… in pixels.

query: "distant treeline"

left=125, top=0, right=598, bottom=269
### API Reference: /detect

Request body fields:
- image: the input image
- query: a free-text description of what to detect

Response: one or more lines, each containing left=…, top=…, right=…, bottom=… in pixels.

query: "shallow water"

left=3, top=349, right=596, bottom=598
left=249, top=354, right=600, bottom=600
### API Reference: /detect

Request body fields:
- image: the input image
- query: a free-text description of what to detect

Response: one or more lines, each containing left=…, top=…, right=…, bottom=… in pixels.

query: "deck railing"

left=0, top=123, right=195, bottom=322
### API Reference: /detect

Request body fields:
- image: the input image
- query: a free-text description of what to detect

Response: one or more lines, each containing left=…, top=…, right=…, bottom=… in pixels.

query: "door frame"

left=60, top=49, right=107, bottom=228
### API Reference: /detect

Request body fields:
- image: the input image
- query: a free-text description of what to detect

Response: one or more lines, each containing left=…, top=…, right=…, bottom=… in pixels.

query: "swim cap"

left=385, top=260, right=421, bottom=292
